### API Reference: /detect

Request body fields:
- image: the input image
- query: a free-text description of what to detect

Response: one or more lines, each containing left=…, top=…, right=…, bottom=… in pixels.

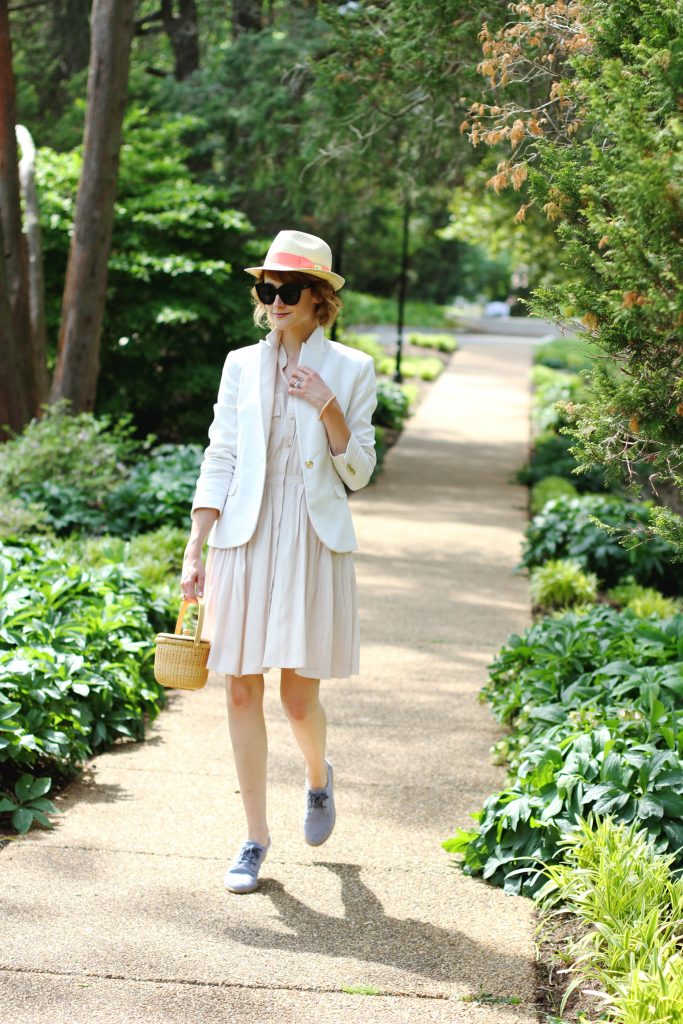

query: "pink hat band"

left=270, top=250, right=331, bottom=272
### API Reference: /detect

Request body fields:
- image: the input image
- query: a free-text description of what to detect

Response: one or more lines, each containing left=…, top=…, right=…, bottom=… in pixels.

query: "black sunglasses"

left=255, top=281, right=312, bottom=306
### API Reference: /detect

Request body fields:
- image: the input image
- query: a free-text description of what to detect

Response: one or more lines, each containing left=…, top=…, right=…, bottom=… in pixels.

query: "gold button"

left=348, top=465, right=356, bottom=475
left=305, top=459, right=314, bottom=468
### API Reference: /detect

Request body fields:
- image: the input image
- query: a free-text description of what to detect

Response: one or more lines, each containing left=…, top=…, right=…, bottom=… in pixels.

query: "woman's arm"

left=181, top=352, right=240, bottom=600
left=289, top=357, right=378, bottom=490
left=181, top=508, right=219, bottom=599
left=190, top=351, right=240, bottom=515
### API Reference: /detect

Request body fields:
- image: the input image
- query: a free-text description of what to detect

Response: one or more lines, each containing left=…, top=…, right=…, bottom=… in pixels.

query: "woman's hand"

left=288, top=365, right=333, bottom=412
left=289, top=366, right=351, bottom=456
left=180, top=542, right=205, bottom=601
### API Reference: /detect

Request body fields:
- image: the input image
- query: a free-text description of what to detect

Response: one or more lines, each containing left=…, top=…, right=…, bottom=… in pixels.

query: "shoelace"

left=307, top=790, right=329, bottom=811
left=236, top=843, right=264, bottom=868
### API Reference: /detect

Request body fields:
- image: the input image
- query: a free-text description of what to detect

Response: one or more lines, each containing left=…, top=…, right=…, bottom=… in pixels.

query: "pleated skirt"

left=201, top=476, right=359, bottom=679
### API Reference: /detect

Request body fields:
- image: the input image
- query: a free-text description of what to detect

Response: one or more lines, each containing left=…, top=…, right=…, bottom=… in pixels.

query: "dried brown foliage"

left=461, top=2, right=593, bottom=215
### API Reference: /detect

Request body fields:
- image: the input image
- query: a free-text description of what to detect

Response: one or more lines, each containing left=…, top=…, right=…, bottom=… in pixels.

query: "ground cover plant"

left=373, top=380, right=413, bottom=431
left=521, top=494, right=683, bottom=593
left=533, top=337, right=598, bottom=374
left=342, top=291, right=454, bottom=329
left=0, top=538, right=171, bottom=833
left=378, top=354, right=443, bottom=381
left=443, top=605, right=683, bottom=898
left=406, top=331, right=459, bottom=354
left=529, top=475, right=578, bottom=515
left=537, top=816, right=683, bottom=1022
left=528, top=558, right=597, bottom=613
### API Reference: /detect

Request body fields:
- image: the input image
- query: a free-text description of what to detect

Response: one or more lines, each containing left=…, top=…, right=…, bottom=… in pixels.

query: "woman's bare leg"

left=225, top=673, right=270, bottom=846
left=280, top=669, right=327, bottom=788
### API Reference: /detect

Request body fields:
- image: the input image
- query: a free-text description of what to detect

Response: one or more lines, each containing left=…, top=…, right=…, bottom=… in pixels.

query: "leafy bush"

left=57, top=525, right=188, bottom=603
left=606, top=578, right=682, bottom=619
left=521, top=495, right=683, bottom=592
left=105, top=444, right=203, bottom=536
left=529, top=475, right=578, bottom=515
left=0, top=400, right=146, bottom=535
left=373, top=380, right=412, bottom=431
left=530, top=366, right=587, bottom=434
left=378, top=355, right=443, bottom=381
left=443, top=607, right=683, bottom=896
left=529, top=558, right=598, bottom=612
left=0, top=773, right=60, bottom=834
left=341, top=290, right=452, bottom=329
left=339, top=331, right=386, bottom=369
left=1, top=400, right=205, bottom=539
left=517, top=431, right=610, bottom=492
left=0, top=497, right=53, bottom=540
left=406, top=331, right=458, bottom=353
left=371, top=425, right=387, bottom=483
left=523, top=0, right=683, bottom=551
left=538, top=817, right=683, bottom=1021
left=0, top=538, right=169, bottom=830
left=533, top=337, right=597, bottom=373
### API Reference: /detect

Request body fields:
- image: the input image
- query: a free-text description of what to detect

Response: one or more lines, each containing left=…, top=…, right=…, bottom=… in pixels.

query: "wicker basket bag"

left=154, top=597, right=210, bottom=690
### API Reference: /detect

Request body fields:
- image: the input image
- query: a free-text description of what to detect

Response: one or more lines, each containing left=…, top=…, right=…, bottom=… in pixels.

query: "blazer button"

left=305, top=459, right=314, bottom=468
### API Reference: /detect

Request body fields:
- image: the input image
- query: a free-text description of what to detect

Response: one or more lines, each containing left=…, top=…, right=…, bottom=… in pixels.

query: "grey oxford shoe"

left=304, top=760, right=336, bottom=846
left=224, top=839, right=270, bottom=893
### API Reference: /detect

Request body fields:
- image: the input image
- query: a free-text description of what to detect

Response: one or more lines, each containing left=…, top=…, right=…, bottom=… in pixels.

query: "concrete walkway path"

left=0, top=337, right=538, bottom=1023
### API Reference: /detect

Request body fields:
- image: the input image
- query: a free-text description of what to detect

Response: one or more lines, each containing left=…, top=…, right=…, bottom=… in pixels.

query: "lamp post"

left=394, top=194, right=410, bottom=383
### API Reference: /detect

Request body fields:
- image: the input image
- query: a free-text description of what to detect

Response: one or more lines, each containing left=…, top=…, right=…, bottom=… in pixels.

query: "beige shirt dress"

left=201, top=343, right=360, bottom=680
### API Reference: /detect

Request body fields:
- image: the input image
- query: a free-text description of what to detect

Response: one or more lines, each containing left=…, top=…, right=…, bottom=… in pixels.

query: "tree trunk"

left=50, top=0, right=135, bottom=412
left=16, top=124, right=48, bottom=408
left=232, top=0, right=263, bottom=38
left=161, top=0, right=199, bottom=81
left=0, top=0, right=34, bottom=437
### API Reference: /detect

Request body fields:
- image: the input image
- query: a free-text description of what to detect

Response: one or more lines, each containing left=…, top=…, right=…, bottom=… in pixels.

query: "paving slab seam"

left=0, top=965, right=538, bottom=1009
left=3, top=840, right=464, bottom=875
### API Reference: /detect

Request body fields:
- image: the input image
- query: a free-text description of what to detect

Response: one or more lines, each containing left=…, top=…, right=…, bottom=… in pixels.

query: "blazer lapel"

left=296, top=326, right=330, bottom=447
left=259, top=331, right=279, bottom=445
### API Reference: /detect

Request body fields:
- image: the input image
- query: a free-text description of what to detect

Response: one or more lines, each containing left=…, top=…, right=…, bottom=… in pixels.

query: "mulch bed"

left=534, top=907, right=611, bottom=1022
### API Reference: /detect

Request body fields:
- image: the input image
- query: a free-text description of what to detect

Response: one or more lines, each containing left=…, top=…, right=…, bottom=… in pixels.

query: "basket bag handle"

left=175, top=597, right=205, bottom=644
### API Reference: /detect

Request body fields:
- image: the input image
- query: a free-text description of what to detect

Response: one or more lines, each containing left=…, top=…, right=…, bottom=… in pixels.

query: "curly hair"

left=250, top=270, right=343, bottom=330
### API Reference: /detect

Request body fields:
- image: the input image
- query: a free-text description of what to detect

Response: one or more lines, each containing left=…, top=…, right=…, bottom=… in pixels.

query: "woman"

left=180, top=230, right=377, bottom=894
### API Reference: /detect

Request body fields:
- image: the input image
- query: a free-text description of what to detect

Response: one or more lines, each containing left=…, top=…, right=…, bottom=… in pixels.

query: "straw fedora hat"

left=244, top=229, right=345, bottom=291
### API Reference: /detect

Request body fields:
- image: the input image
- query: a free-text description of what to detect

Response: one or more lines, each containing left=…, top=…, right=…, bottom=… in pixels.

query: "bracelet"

left=319, top=395, right=336, bottom=420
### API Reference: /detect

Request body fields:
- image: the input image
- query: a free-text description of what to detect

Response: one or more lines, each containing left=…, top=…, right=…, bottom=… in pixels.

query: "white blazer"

left=191, top=325, right=377, bottom=553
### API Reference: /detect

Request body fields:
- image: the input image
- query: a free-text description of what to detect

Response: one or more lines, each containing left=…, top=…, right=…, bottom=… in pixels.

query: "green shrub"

left=538, top=817, right=683, bottom=1021
left=530, top=366, right=587, bottom=434
left=58, top=525, right=188, bottom=602
left=517, top=431, right=610, bottom=492
left=370, top=425, right=386, bottom=483
left=341, top=290, right=452, bottom=328
left=607, top=579, right=682, bottom=618
left=0, top=401, right=146, bottom=535
left=443, top=607, right=683, bottom=896
left=406, top=331, right=458, bottom=353
left=529, top=558, right=598, bottom=611
left=373, top=380, right=412, bottom=430
left=0, top=538, right=169, bottom=831
left=0, top=774, right=60, bottom=834
left=521, top=495, right=683, bottom=592
left=339, top=331, right=386, bottom=369
left=530, top=475, right=579, bottom=515
left=0, top=497, right=53, bottom=540
left=378, top=355, right=443, bottom=381
left=104, top=444, right=203, bottom=536
left=533, top=337, right=597, bottom=373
